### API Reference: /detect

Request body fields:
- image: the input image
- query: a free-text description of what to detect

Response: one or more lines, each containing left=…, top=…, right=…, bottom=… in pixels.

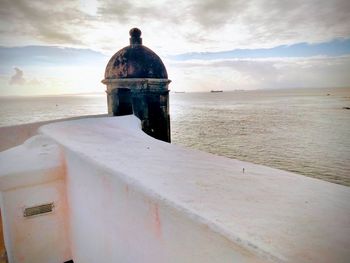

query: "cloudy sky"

left=0, top=0, right=350, bottom=95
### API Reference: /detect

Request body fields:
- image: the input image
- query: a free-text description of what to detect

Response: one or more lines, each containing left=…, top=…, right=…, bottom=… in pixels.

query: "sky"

left=0, top=0, right=350, bottom=95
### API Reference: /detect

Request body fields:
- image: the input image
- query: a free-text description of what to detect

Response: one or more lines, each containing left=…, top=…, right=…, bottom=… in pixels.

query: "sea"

left=1, top=87, right=349, bottom=187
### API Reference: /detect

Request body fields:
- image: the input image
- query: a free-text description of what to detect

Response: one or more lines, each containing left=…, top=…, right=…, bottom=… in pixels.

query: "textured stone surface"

left=104, top=40, right=168, bottom=79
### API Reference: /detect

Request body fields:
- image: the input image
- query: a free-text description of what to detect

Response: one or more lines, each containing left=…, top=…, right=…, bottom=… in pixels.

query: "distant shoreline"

left=1, top=86, right=350, bottom=98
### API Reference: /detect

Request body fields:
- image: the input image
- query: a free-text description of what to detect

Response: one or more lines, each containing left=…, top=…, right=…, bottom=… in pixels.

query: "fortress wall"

left=62, top=148, right=262, bottom=263
left=41, top=116, right=350, bottom=263
left=0, top=114, right=107, bottom=152
left=0, top=135, right=71, bottom=263
left=0, top=116, right=349, bottom=263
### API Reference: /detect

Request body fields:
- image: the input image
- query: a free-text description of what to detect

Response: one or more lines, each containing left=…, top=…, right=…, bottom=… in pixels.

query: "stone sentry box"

left=102, top=28, right=171, bottom=143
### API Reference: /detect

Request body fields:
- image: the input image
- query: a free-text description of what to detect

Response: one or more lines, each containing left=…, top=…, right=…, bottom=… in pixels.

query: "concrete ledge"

left=40, top=116, right=350, bottom=263
left=0, top=135, right=71, bottom=262
left=0, top=135, right=63, bottom=191
left=0, top=114, right=107, bottom=152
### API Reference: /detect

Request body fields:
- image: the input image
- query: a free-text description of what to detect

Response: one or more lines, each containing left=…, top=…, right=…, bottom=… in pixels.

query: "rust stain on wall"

left=151, top=203, right=162, bottom=239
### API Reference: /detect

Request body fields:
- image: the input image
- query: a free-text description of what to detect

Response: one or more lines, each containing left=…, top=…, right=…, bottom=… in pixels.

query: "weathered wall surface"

left=1, top=115, right=350, bottom=263
left=64, top=149, right=262, bottom=263
left=0, top=135, right=71, bottom=263
left=40, top=116, right=350, bottom=263
left=1, top=180, right=71, bottom=263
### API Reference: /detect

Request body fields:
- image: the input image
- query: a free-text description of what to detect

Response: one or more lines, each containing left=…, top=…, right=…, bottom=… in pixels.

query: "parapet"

left=1, top=116, right=350, bottom=262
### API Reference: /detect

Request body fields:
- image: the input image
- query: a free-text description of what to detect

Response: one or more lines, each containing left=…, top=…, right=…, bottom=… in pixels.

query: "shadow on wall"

left=0, top=212, right=7, bottom=263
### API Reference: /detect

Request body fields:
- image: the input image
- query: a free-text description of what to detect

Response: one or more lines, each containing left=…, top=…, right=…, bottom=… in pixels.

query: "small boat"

left=210, top=90, right=223, bottom=93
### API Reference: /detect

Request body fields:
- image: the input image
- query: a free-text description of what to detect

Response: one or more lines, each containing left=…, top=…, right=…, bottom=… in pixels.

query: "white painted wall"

left=0, top=115, right=349, bottom=263
left=64, top=149, right=263, bottom=263
left=0, top=135, right=71, bottom=263
left=1, top=181, right=71, bottom=263
left=40, top=116, right=350, bottom=263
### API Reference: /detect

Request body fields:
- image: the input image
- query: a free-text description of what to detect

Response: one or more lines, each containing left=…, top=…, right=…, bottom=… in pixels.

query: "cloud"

left=3, top=44, right=349, bottom=94
left=8, top=67, right=43, bottom=88
left=189, top=0, right=245, bottom=28
left=168, top=56, right=350, bottom=91
left=169, top=38, right=350, bottom=60
left=28, top=78, right=41, bottom=85
left=9, top=67, right=26, bottom=85
left=97, top=0, right=139, bottom=23
left=0, top=0, right=92, bottom=45
left=0, top=0, right=349, bottom=53
left=0, top=46, right=107, bottom=69
left=97, top=0, right=181, bottom=24
left=96, top=0, right=350, bottom=52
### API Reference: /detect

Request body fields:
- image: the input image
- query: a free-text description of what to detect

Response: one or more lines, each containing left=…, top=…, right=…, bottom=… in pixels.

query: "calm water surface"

left=1, top=88, right=349, bottom=186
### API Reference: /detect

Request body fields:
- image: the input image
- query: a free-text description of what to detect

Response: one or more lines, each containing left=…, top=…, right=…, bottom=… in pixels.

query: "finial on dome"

left=129, top=28, right=142, bottom=46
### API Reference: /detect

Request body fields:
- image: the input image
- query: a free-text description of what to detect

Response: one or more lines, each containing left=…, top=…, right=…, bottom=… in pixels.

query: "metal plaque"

left=23, top=203, right=54, bottom=217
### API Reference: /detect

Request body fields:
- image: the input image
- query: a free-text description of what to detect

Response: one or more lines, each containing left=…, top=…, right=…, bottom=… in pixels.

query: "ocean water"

left=1, top=88, right=350, bottom=186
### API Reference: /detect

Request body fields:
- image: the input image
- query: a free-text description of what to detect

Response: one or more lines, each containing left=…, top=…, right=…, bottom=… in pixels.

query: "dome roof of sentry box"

left=104, top=28, right=168, bottom=79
